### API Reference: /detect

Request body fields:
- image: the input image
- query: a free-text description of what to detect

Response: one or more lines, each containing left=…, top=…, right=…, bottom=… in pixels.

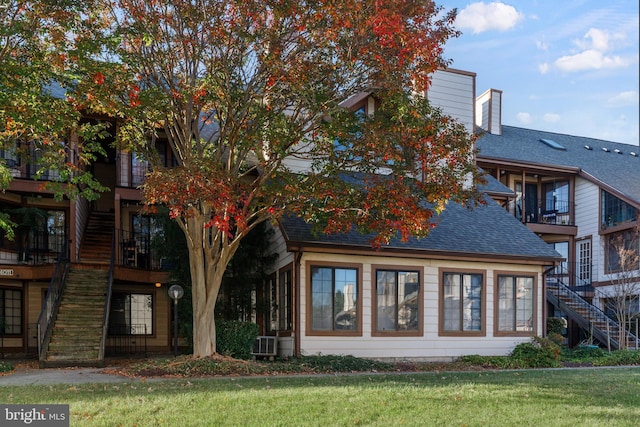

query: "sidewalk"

left=0, top=366, right=134, bottom=386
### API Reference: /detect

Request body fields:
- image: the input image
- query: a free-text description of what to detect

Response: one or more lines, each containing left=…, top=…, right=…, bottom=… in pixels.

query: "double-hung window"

left=496, top=274, right=536, bottom=335
left=308, top=263, right=361, bottom=335
left=374, top=268, right=421, bottom=335
left=440, top=271, right=484, bottom=335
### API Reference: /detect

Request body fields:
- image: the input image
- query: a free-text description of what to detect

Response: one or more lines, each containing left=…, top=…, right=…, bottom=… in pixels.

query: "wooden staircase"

left=547, top=281, right=640, bottom=350
left=79, top=211, right=114, bottom=263
left=41, top=267, right=109, bottom=367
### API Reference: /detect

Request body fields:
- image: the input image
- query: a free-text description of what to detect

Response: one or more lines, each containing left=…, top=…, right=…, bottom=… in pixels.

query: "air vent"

left=631, top=152, right=638, bottom=157
left=614, top=149, right=623, bottom=154
left=584, top=145, right=592, bottom=150
left=602, top=147, right=610, bottom=152
left=540, top=139, right=566, bottom=150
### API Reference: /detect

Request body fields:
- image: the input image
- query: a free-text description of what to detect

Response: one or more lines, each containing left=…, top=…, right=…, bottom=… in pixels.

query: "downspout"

left=543, top=262, right=559, bottom=337
left=294, top=249, right=303, bottom=357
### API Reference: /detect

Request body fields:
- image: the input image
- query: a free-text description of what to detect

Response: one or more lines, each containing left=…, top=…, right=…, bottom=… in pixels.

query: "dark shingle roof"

left=477, top=126, right=640, bottom=204
left=478, top=172, right=515, bottom=197
left=281, top=195, right=561, bottom=261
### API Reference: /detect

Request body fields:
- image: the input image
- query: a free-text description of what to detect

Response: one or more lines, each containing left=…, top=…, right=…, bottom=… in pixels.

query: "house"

left=0, top=115, right=176, bottom=366
left=474, top=89, right=640, bottom=348
left=8, top=63, right=632, bottom=364
left=257, top=69, right=565, bottom=361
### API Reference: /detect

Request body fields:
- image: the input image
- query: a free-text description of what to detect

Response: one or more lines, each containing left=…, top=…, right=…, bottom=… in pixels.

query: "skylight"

left=539, top=138, right=566, bottom=150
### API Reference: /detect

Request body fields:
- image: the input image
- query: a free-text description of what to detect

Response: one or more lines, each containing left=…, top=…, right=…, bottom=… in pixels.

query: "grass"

left=1, top=367, right=639, bottom=426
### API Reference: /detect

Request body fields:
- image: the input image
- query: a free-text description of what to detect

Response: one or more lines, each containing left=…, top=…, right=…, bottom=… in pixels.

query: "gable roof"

left=280, top=194, right=561, bottom=262
left=476, top=125, right=640, bottom=205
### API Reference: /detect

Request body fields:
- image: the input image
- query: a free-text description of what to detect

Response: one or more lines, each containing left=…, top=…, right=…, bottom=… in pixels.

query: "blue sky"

left=437, top=1, right=639, bottom=146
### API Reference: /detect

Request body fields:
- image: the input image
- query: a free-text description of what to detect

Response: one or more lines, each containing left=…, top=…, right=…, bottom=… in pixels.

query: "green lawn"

left=1, top=367, right=639, bottom=426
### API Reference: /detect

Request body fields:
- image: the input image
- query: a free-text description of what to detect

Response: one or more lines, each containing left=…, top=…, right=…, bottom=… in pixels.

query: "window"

left=496, top=274, right=535, bottom=335
left=0, top=288, right=22, bottom=335
left=131, top=152, right=149, bottom=187
left=308, top=264, right=360, bottom=334
left=131, top=215, right=162, bottom=269
left=278, top=268, right=292, bottom=331
left=374, top=268, right=421, bottom=334
left=605, top=230, right=639, bottom=273
left=109, top=293, right=153, bottom=335
left=549, top=241, right=568, bottom=276
left=29, top=210, right=66, bottom=253
left=602, top=190, right=636, bottom=228
left=542, top=181, right=570, bottom=224
left=440, top=271, right=484, bottom=335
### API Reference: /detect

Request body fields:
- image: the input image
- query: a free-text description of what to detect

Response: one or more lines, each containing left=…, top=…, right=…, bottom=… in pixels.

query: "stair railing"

left=36, top=242, right=70, bottom=363
left=547, top=281, right=628, bottom=349
left=98, top=229, right=116, bottom=365
left=592, top=286, right=640, bottom=350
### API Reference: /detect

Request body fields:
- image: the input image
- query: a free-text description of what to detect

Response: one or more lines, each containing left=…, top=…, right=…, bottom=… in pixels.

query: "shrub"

left=547, top=317, right=567, bottom=336
left=510, top=336, right=561, bottom=368
left=215, top=320, right=259, bottom=359
left=0, top=361, right=13, bottom=373
left=593, top=349, right=640, bottom=367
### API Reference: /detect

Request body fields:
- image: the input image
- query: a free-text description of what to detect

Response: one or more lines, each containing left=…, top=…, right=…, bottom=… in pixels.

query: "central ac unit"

left=252, top=336, right=277, bottom=358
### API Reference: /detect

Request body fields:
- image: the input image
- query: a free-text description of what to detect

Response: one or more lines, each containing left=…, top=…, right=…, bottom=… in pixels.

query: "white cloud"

left=455, top=2, right=524, bottom=34
left=516, top=112, right=533, bottom=124
left=575, top=28, right=624, bottom=52
left=555, top=49, right=629, bottom=72
left=606, top=91, right=639, bottom=108
left=543, top=113, right=561, bottom=123
left=538, top=63, right=549, bottom=74
left=553, top=28, right=631, bottom=73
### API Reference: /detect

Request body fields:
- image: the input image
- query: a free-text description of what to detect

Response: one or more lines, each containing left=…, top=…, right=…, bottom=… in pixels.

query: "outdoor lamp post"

left=168, top=284, right=184, bottom=357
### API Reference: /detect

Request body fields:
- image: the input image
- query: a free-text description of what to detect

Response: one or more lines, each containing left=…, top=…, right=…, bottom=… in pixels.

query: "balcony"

left=118, top=229, right=169, bottom=270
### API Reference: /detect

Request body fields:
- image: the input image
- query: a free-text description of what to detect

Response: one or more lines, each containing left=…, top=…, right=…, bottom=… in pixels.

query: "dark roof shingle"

left=477, top=126, right=640, bottom=204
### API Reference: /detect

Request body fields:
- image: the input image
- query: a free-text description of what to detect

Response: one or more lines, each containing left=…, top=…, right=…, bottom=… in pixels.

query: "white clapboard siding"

left=427, top=69, right=476, bottom=133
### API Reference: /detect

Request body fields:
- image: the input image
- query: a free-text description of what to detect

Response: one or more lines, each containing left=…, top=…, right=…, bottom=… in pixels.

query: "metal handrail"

left=548, top=281, right=636, bottom=349
left=36, top=241, right=69, bottom=361
left=592, top=286, right=640, bottom=349
left=98, top=229, right=116, bottom=364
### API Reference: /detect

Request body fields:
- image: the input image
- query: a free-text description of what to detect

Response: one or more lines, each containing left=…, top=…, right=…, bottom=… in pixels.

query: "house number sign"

left=0, top=269, right=14, bottom=276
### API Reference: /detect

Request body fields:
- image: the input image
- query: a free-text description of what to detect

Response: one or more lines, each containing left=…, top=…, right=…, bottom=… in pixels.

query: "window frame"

left=0, top=287, right=22, bottom=336
left=306, top=261, right=362, bottom=337
left=494, top=272, right=538, bottom=337
left=108, top=291, right=155, bottom=336
left=439, top=268, right=486, bottom=337
left=604, top=229, right=640, bottom=274
left=372, top=265, right=423, bottom=337
left=278, top=265, right=293, bottom=332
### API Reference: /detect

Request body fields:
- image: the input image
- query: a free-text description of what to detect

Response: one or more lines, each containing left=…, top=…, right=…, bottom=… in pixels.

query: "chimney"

left=475, top=89, right=502, bottom=135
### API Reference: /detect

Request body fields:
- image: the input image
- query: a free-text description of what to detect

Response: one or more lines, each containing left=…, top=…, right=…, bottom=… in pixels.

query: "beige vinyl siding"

left=298, top=253, right=543, bottom=360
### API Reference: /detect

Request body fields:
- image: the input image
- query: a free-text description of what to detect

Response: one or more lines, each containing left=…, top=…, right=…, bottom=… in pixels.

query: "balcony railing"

left=0, top=232, right=66, bottom=265
left=118, top=229, right=168, bottom=270
left=513, top=199, right=575, bottom=226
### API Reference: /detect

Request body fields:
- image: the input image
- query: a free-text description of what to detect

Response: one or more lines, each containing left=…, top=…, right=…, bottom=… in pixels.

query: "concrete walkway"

left=0, top=367, right=134, bottom=386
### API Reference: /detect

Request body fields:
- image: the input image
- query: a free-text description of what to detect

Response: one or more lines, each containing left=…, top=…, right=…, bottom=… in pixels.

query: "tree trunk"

left=183, top=215, right=238, bottom=358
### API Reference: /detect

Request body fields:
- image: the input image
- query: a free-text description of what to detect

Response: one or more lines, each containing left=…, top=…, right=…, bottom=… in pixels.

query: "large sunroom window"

left=496, top=275, right=535, bottom=335
left=374, top=269, right=421, bottom=334
left=441, top=271, right=484, bottom=335
left=602, top=191, right=637, bottom=228
left=309, top=265, right=360, bottom=334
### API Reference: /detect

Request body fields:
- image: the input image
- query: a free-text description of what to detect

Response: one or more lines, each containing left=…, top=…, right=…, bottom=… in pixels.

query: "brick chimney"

left=475, top=89, right=502, bottom=135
